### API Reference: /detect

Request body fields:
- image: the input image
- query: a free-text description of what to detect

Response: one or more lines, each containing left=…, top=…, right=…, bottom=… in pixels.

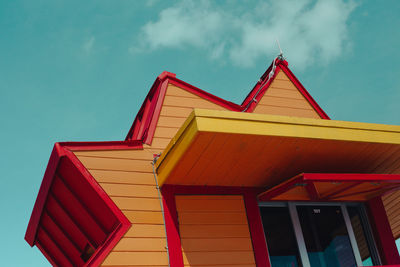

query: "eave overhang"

left=155, top=109, right=400, bottom=189
left=25, top=142, right=138, bottom=266
left=258, top=173, right=400, bottom=202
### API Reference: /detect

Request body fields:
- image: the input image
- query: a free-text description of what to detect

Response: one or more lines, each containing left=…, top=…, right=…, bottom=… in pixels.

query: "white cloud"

left=83, top=36, right=95, bottom=53
left=135, top=0, right=356, bottom=69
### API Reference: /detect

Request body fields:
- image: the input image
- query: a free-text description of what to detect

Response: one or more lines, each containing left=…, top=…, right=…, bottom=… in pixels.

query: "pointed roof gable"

left=126, top=58, right=329, bottom=145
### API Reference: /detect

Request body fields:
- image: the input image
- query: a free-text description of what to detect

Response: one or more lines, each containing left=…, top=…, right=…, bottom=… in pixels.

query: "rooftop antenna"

left=276, top=38, right=284, bottom=60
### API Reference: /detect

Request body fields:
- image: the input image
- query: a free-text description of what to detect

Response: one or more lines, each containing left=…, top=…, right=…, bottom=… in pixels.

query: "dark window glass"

left=347, top=206, right=375, bottom=266
left=297, top=206, right=357, bottom=267
left=260, top=207, right=302, bottom=267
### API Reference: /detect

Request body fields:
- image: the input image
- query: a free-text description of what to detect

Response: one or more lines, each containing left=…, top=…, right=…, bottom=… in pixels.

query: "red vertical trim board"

left=367, top=196, right=400, bottom=265
left=243, top=191, right=271, bottom=267
left=144, top=78, right=170, bottom=145
left=161, top=185, right=268, bottom=267
left=161, top=186, right=184, bottom=267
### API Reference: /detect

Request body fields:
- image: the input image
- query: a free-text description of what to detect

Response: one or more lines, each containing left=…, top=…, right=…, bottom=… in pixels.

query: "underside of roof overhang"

left=155, top=109, right=400, bottom=191
left=258, top=173, right=400, bottom=202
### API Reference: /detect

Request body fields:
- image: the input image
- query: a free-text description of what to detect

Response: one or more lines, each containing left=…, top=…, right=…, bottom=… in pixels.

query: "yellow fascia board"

left=194, top=109, right=400, bottom=144
left=155, top=109, right=400, bottom=186
left=155, top=112, right=199, bottom=186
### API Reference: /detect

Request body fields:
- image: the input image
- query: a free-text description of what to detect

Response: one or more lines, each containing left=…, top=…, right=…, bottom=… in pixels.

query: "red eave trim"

left=25, top=143, right=66, bottom=246
left=258, top=173, right=400, bottom=202
left=25, top=143, right=132, bottom=264
left=125, top=58, right=330, bottom=144
left=59, top=140, right=143, bottom=151
left=64, top=149, right=131, bottom=266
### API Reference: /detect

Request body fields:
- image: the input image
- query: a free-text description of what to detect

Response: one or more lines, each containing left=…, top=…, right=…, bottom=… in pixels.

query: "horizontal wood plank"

left=102, top=251, right=168, bottom=266
left=111, top=197, right=161, bottom=211
left=123, top=210, right=164, bottom=224
left=124, top=225, right=166, bottom=238
left=73, top=150, right=152, bottom=160
left=257, top=95, right=314, bottom=109
left=157, top=116, right=187, bottom=128
left=153, top=126, right=179, bottom=139
left=78, top=156, right=153, bottom=172
left=182, top=251, right=255, bottom=265
left=263, top=87, right=306, bottom=99
left=253, top=104, right=320, bottom=118
left=179, top=224, right=251, bottom=238
left=163, top=95, right=225, bottom=110
left=175, top=198, right=245, bottom=212
left=100, top=183, right=158, bottom=198
left=113, top=237, right=167, bottom=252
left=178, top=211, right=247, bottom=225
left=166, top=85, right=202, bottom=99
left=181, top=237, right=253, bottom=252
left=88, top=170, right=155, bottom=185
left=160, top=106, right=193, bottom=118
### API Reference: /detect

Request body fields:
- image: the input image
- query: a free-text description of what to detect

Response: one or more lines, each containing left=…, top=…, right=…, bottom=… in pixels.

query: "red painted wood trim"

left=162, top=185, right=267, bottom=267
left=60, top=140, right=143, bottom=151
left=243, top=191, right=271, bottom=267
left=26, top=143, right=131, bottom=265
left=167, top=78, right=240, bottom=111
left=161, top=186, right=184, bottom=267
left=64, top=149, right=131, bottom=266
left=144, top=78, right=169, bottom=145
left=126, top=59, right=330, bottom=143
left=25, top=143, right=66, bottom=246
left=36, top=241, right=58, bottom=267
left=245, top=65, right=282, bottom=113
left=367, top=196, right=400, bottom=265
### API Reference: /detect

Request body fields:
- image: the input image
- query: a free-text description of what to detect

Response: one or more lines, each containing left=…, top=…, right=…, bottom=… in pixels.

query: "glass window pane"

left=297, top=206, right=357, bottom=267
left=347, top=206, right=375, bottom=266
left=260, top=207, right=302, bottom=267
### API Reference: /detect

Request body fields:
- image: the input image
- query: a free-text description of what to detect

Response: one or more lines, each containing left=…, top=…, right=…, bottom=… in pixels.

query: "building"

left=25, top=57, right=400, bottom=266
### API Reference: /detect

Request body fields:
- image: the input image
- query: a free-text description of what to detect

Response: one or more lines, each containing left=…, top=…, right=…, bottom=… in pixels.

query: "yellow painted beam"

left=155, top=109, right=400, bottom=186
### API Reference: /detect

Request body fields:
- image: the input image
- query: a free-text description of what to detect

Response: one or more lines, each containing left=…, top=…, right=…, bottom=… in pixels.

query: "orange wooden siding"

left=151, top=84, right=227, bottom=151
left=383, top=190, right=400, bottom=239
left=253, top=70, right=322, bottom=118
left=175, top=195, right=256, bottom=267
left=73, top=149, right=168, bottom=267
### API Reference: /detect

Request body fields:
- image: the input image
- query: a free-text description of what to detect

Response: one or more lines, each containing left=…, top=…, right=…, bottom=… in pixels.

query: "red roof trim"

left=126, top=59, right=330, bottom=144
left=258, top=173, right=400, bottom=202
left=59, top=140, right=143, bottom=151
left=25, top=143, right=132, bottom=265
left=64, top=149, right=131, bottom=266
left=25, top=143, right=65, bottom=246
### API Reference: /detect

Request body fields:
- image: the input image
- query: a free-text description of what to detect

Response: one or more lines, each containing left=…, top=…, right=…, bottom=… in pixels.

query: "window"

left=259, top=203, right=380, bottom=267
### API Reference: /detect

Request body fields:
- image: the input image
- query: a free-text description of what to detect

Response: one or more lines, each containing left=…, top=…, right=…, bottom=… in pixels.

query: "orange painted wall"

left=73, top=149, right=169, bottom=266
left=253, top=70, right=322, bottom=118
left=175, top=195, right=256, bottom=267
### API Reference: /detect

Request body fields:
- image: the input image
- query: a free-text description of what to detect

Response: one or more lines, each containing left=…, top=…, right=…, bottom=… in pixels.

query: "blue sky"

left=1, top=0, right=400, bottom=266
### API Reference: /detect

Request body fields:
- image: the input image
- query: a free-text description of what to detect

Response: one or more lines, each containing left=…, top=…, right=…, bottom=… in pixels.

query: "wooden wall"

left=151, top=84, right=226, bottom=152
left=383, top=191, right=400, bottom=239
left=73, top=149, right=169, bottom=266
left=175, top=195, right=256, bottom=267
left=253, top=71, right=321, bottom=119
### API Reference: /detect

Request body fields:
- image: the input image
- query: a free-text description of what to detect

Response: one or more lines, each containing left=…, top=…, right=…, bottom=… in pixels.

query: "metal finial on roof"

left=276, top=38, right=285, bottom=60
